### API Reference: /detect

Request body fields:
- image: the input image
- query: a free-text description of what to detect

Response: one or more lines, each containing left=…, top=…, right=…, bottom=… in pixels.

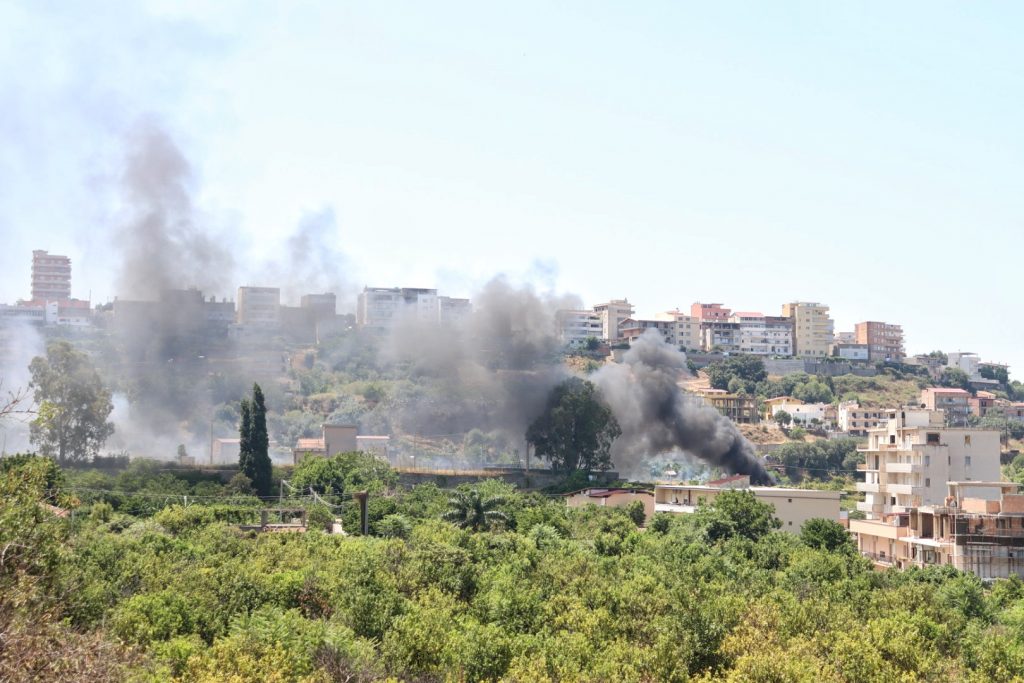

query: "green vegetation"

left=29, top=340, right=115, bottom=462
left=239, top=384, right=273, bottom=497
left=526, top=377, right=620, bottom=473
left=4, top=454, right=1024, bottom=681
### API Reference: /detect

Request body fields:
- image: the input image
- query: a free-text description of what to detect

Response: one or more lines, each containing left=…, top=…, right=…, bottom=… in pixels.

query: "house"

left=292, top=425, right=390, bottom=464
left=852, top=481, right=1024, bottom=579
left=653, top=476, right=841, bottom=533
left=969, top=391, right=997, bottom=418
left=564, top=488, right=655, bottom=523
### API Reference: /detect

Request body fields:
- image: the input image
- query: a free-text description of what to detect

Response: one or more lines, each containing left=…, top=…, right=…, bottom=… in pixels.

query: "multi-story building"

left=729, top=312, right=793, bottom=356
left=619, top=318, right=675, bottom=346
left=696, top=389, right=758, bottom=424
left=654, top=476, right=841, bottom=533
left=834, top=331, right=856, bottom=345
left=237, top=286, right=281, bottom=326
left=700, top=320, right=741, bottom=353
left=30, top=250, right=72, bottom=301
left=837, top=402, right=887, bottom=435
left=781, top=302, right=834, bottom=358
left=947, top=352, right=982, bottom=380
left=690, top=302, right=732, bottom=322
left=654, top=310, right=702, bottom=351
left=855, top=408, right=1000, bottom=518
left=855, top=321, right=905, bottom=362
left=437, top=297, right=472, bottom=325
left=852, top=481, right=1024, bottom=579
left=300, top=293, right=337, bottom=319
left=356, top=287, right=437, bottom=329
left=920, top=387, right=972, bottom=426
left=593, top=299, right=634, bottom=342
left=555, top=309, right=603, bottom=347
left=969, top=391, right=997, bottom=418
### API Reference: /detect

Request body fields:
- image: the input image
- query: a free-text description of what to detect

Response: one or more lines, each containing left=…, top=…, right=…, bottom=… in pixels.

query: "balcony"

left=856, top=463, right=876, bottom=472
left=856, top=482, right=880, bottom=493
left=886, top=484, right=919, bottom=496
left=856, top=501, right=883, bottom=514
left=886, top=462, right=921, bottom=474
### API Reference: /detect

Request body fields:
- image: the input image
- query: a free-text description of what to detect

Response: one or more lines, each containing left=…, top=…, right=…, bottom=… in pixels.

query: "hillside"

left=829, top=374, right=928, bottom=408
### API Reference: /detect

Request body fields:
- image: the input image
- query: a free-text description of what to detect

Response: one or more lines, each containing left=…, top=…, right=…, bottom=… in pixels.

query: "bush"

left=306, top=503, right=334, bottom=532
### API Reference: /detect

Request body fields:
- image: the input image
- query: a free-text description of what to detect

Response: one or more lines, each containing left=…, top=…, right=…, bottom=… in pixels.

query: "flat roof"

left=654, top=483, right=841, bottom=498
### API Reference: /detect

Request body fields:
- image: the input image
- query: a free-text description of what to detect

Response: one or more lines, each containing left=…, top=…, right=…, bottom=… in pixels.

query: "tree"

left=28, top=340, right=114, bottom=463
left=940, top=367, right=971, bottom=391
left=774, top=410, right=792, bottom=427
left=800, top=518, right=855, bottom=553
left=585, top=337, right=600, bottom=352
left=706, top=355, right=767, bottom=391
left=694, top=489, right=781, bottom=542
left=238, top=384, right=273, bottom=497
left=442, top=488, right=510, bottom=531
left=526, top=377, right=621, bottom=473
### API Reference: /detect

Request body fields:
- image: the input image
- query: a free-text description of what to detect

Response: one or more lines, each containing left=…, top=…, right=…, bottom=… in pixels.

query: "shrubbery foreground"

left=3, top=454, right=1024, bottom=682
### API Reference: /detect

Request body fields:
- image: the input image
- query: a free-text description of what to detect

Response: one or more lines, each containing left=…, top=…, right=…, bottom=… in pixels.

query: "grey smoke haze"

left=377, top=275, right=574, bottom=441
left=265, top=207, right=354, bottom=309
left=0, top=321, right=44, bottom=454
left=594, top=330, right=773, bottom=484
left=116, top=120, right=235, bottom=300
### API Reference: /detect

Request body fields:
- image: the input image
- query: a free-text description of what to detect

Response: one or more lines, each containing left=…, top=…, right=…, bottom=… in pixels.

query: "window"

left=927, top=433, right=940, bottom=445
left=965, top=456, right=971, bottom=467
left=925, top=455, right=931, bottom=467
left=964, top=435, right=971, bottom=446
left=925, top=478, right=931, bottom=487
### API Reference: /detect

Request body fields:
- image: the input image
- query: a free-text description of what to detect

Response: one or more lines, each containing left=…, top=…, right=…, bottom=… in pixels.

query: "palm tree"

left=442, top=489, right=510, bottom=532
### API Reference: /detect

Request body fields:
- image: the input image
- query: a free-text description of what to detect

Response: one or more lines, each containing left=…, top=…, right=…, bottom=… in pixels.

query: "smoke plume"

left=264, top=207, right=354, bottom=309
left=116, top=120, right=235, bottom=299
left=594, top=330, right=772, bottom=484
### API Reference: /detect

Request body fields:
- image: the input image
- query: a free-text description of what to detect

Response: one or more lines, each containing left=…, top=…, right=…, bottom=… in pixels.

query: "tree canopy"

left=526, top=377, right=621, bottom=473
left=239, top=384, right=273, bottom=497
left=28, top=340, right=114, bottom=462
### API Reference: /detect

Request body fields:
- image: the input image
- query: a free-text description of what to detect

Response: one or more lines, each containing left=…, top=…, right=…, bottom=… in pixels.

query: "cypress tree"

left=238, top=398, right=254, bottom=487
left=250, top=383, right=273, bottom=497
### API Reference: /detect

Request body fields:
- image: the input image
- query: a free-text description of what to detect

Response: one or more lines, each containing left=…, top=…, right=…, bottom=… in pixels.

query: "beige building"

left=31, top=249, right=72, bottom=301
left=781, top=302, right=834, bottom=358
left=237, top=286, right=281, bottom=326
left=565, top=488, right=656, bottom=523
left=920, top=387, right=972, bottom=426
left=696, top=389, right=758, bottom=424
left=852, top=482, right=1024, bottom=579
left=654, top=310, right=703, bottom=351
left=619, top=318, right=675, bottom=346
left=855, top=321, right=905, bottom=362
left=855, top=408, right=1001, bottom=517
left=593, top=299, right=634, bottom=342
left=837, top=402, right=887, bottom=435
left=654, top=476, right=841, bottom=533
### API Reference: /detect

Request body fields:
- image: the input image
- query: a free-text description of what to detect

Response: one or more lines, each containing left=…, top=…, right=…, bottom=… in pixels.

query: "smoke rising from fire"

left=594, top=331, right=773, bottom=484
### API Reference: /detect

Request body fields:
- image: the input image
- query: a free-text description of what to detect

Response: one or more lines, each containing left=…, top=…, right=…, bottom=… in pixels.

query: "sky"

left=0, top=2, right=1022, bottom=367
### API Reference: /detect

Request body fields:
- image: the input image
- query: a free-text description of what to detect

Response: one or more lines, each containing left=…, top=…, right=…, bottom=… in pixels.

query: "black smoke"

left=594, top=330, right=773, bottom=484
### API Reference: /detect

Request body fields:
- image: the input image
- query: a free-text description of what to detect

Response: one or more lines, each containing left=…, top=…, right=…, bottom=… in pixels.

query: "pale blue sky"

left=1, top=2, right=1022, bottom=367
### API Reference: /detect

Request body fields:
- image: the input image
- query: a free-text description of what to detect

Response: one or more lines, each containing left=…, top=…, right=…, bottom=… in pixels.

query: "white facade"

left=856, top=409, right=1001, bottom=517
left=770, top=401, right=830, bottom=425
left=730, top=312, right=793, bottom=356
left=654, top=310, right=702, bottom=351
left=556, top=309, right=603, bottom=347
left=654, top=483, right=841, bottom=533
left=838, top=402, right=888, bottom=434
left=947, top=352, right=982, bottom=380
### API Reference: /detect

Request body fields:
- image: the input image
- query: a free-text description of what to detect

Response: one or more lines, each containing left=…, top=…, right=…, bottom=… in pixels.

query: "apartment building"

left=729, top=312, right=793, bottom=356
left=654, top=310, right=702, bottom=351
left=920, top=387, right=972, bottom=426
left=700, top=320, right=741, bottom=353
left=237, top=286, right=281, bottom=326
left=593, top=299, right=634, bottom=342
left=837, top=402, right=887, bottom=435
left=437, top=297, right=472, bottom=325
left=855, top=408, right=1000, bottom=518
left=555, top=309, right=603, bottom=347
left=852, top=482, right=1024, bottom=579
left=781, top=302, right=834, bottom=358
left=619, top=318, right=675, bottom=345
left=30, top=250, right=72, bottom=301
left=690, top=302, right=732, bottom=322
left=855, top=321, right=905, bottom=362
left=654, top=476, right=841, bottom=533
left=969, top=391, right=997, bottom=418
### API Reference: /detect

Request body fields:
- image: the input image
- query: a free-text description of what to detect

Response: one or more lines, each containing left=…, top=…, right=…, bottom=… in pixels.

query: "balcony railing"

left=860, top=551, right=894, bottom=565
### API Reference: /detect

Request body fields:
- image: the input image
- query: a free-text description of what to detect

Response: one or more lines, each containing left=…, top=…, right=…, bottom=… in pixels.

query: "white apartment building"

left=654, top=310, right=702, bottom=351
left=947, top=352, right=982, bottom=380
left=356, top=287, right=472, bottom=329
left=781, top=301, right=834, bottom=358
left=437, top=297, right=472, bottom=325
left=837, top=402, right=887, bottom=435
left=856, top=408, right=1001, bottom=518
left=730, top=312, right=793, bottom=356
left=555, top=309, right=603, bottom=347
left=593, top=299, right=634, bottom=342
left=237, top=286, right=281, bottom=326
